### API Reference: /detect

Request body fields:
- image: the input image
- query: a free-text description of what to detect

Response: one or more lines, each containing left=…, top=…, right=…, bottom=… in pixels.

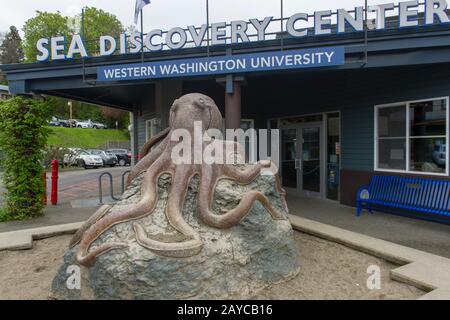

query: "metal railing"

left=98, top=170, right=131, bottom=204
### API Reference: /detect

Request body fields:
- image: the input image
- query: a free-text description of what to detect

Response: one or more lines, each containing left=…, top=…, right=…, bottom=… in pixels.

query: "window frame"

left=374, top=96, right=449, bottom=176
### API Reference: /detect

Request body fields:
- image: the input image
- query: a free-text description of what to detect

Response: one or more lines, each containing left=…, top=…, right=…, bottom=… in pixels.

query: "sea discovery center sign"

left=97, top=47, right=345, bottom=81
left=36, top=0, right=450, bottom=62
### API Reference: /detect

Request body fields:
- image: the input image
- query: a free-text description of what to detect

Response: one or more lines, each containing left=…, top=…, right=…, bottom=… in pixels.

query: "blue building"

left=1, top=3, right=449, bottom=207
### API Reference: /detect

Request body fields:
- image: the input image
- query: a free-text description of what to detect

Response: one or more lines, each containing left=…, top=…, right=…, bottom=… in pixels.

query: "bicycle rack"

left=98, top=172, right=120, bottom=204
left=98, top=170, right=131, bottom=205
left=121, top=170, right=131, bottom=194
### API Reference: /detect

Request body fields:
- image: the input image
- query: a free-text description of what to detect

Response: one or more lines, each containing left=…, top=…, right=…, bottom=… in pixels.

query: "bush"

left=0, top=96, right=52, bottom=220
left=43, top=146, right=74, bottom=169
left=0, top=208, right=7, bottom=222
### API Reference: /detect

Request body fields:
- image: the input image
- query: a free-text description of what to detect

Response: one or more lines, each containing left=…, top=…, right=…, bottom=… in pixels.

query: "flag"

left=134, top=0, right=151, bottom=24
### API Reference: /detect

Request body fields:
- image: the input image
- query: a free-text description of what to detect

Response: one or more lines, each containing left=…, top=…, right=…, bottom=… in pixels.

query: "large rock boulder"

left=51, top=169, right=300, bottom=300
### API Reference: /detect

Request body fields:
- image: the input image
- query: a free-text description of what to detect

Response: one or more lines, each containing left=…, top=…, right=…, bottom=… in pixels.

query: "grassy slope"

left=47, top=127, right=130, bottom=149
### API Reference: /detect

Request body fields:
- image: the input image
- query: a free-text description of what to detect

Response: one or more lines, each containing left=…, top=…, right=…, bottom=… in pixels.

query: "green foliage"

left=46, top=96, right=130, bottom=129
left=71, top=7, right=124, bottom=56
left=47, top=127, right=129, bottom=149
left=0, top=208, right=8, bottom=222
left=0, top=96, right=52, bottom=220
left=46, top=97, right=102, bottom=120
left=22, top=11, right=71, bottom=62
left=0, top=26, right=24, bottom=64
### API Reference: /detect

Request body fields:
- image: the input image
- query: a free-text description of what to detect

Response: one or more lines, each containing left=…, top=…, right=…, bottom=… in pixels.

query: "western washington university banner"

left=97, top=47, right=345, bottom=82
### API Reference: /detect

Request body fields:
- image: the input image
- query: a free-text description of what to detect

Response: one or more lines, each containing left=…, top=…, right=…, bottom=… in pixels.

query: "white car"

left=75, top=119, right=94, bottom=129
left=92, top=121, right=107, bottom=129
left=63, top=148, right=82, bottom=166
left=73, top=150, right=103, bottom=169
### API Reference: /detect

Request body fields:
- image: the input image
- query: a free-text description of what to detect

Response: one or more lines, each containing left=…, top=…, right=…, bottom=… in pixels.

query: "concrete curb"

left=1, top=216, right=449, bottom=300
left=289, top=214, right=450, bottom=300
left=0, top=222, right=83, bottom=251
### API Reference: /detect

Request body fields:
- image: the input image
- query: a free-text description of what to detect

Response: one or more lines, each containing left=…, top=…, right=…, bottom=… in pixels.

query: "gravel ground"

left=0, top=232, right=424, bottom=300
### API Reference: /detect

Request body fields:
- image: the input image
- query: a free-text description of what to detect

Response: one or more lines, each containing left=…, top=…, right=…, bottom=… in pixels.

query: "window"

left=375, top=98, right=449, bottom=175
left=146, top=118, right=161, bottom=142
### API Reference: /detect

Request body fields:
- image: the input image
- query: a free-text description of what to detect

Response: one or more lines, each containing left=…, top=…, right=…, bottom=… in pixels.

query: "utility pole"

left=141, top=8, right=145, bottom=63
left=68, top=101, right=73, bottom=120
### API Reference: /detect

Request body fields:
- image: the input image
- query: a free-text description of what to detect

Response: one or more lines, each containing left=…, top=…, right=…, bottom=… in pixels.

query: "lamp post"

left=68, top=101, right=73, bottom=124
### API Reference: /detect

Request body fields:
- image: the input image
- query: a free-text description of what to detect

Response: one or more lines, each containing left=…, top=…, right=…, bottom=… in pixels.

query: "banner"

left=97, top=47, right=345, bottom=82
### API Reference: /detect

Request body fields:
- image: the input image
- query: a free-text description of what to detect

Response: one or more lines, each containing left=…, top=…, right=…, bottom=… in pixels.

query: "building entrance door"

left=281, top=122, right=324, bottom=198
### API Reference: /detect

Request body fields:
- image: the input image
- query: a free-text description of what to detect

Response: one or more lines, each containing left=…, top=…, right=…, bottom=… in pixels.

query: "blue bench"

left=356, top=176, right=450, bottom=222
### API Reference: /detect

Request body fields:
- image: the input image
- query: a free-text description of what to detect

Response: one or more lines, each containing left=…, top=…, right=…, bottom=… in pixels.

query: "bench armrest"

left=356, top=185, right=370, bottom=202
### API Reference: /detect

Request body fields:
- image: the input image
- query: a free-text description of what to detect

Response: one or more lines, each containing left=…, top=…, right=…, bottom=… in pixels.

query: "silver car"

left=71, top=150, right=103, bottom=169
left=87, top=149, right=118, bottom=167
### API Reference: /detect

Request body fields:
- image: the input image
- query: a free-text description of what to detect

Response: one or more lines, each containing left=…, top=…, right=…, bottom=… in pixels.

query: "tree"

left=0, top=96, right=52, bottom=220
left=22, top=11, right=72, bottom=62
left=71, top=7, right=124, bottom=56
left=0, top=26, right=24, bottom=64
left=0, top=31, right=6, bottom=47
left=100, top=106, right=130, bottom=129
left=0, top=26, right=24, bottom=84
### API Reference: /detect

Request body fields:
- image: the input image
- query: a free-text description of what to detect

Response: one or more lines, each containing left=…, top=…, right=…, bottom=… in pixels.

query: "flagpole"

left=140, top=8, right=144, bottom=63
left=206, top=0, right=210, bottom=57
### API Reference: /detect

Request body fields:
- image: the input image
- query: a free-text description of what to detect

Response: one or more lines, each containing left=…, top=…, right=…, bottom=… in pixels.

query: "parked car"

left=63, top=148, right=83, bottom=166
left=432, top=144, right=446, bottom=167
left=48, top=116, right=70, bottom=127
left=68, top=119, right=78, bottom=128
left=92, top=121, right=107, bottom=129
left=74, top=150, right=103, bottom=169
left=107, top=149, right=132, bottom=166
left=48, top=120, right=60, bottom=127
left=75, top=119, right=94, bottom=129
left=48, top=116, right=61, bottom=127
left=87, top=149, right=118, bottom=167
left=58, top=118, right=70, bottom=127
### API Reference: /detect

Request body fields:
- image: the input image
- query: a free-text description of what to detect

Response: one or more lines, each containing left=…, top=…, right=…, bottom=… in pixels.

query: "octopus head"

left=169, top=93, right=223, bottom=132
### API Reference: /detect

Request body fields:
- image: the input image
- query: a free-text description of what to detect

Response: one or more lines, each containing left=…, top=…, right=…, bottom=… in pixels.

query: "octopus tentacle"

left=222, top=139, right=289, bottom=214
left=69, top=204, right=112, bottom=248
left=76, top=155, right=172, bottom=267
left=221, top=162, right=268, bottom=184
left=223, top=161, right=289, bottom=213
left=126, top=130, right=170, bottom=187
left=134, top=165, right=203, bottom=258
left=198, top=164, right=286, bottom=229
left=140, top=127, right=170, bottom=158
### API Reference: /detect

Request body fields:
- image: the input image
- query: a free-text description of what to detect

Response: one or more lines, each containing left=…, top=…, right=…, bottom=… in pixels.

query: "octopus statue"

left=70, top=93, right=288, bottom=267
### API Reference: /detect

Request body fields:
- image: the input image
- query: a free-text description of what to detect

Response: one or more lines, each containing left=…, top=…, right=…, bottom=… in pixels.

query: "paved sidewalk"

left=0, top=203, right=99, bottom=233
left=287, top=196, right=450, bottom=259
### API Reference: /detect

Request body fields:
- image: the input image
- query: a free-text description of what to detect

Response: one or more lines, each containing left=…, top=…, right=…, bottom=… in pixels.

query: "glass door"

left=300, top=126, right=322, bottom=195
left=281, top=129, right=298, bottom=189
left=280, top=122, right=324, bottom=197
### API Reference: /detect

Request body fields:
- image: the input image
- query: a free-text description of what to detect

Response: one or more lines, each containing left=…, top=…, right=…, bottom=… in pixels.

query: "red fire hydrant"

left=51, top=160, right=59, bottom=205
left=42, top=171, right=47, bottom=205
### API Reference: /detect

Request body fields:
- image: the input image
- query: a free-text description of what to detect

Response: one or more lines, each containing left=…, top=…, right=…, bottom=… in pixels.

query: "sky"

left=0, top=0, right=409, bottom=35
